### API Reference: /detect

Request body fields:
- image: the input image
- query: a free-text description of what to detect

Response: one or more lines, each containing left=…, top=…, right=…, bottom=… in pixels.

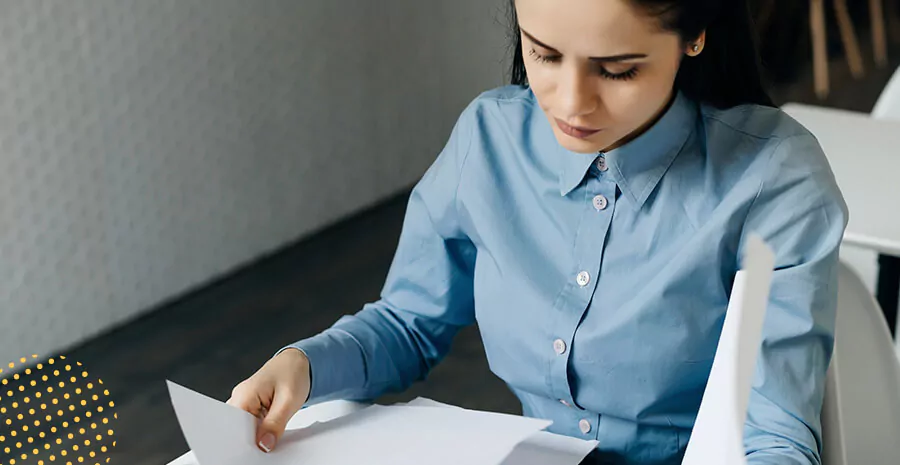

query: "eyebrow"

left=520, top=27, right=648, bottom=63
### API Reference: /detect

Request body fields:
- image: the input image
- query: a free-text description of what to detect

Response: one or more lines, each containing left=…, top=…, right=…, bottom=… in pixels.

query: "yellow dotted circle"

left=0, top=355, right=117, bottom=464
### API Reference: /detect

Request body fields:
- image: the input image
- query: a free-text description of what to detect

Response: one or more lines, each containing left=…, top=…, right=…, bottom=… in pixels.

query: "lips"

left=555, top=119, right=602, bottom=139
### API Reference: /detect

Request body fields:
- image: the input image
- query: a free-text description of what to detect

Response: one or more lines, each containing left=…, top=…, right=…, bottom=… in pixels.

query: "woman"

left=227, top=0, right=847, bottom=463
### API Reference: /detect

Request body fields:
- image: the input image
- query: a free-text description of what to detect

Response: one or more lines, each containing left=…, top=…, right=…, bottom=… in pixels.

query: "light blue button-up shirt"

left=281, top=85, right=848, bottom=464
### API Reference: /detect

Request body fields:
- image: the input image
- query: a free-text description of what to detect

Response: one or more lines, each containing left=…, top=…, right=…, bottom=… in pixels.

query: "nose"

left=557, top=65, right=598, bottom=121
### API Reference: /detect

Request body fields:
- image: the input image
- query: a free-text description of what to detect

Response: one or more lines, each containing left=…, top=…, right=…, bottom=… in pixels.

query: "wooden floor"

left=50, top=40, right=900, bottom=465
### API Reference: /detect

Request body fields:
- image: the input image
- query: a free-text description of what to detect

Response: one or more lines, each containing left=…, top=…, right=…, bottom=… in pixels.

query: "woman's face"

left=516, top=0, right=696, bottom=154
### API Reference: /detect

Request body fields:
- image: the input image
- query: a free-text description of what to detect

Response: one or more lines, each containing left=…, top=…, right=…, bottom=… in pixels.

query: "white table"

left=782, top=103, right=900, bottom=336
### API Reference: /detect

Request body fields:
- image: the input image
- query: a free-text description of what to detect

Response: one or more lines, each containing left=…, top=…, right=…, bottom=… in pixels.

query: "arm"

left=276, top=101, right=479, bottom=404
left=740, top=134, right=849, bottom=465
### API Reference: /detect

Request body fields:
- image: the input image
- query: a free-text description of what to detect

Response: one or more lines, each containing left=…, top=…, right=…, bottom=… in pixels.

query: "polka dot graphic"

left=0, top=355, right=117, bottom=464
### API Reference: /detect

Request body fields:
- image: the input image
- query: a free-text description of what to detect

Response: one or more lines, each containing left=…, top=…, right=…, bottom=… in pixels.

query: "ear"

left=685, top=30, right=707, bottom=57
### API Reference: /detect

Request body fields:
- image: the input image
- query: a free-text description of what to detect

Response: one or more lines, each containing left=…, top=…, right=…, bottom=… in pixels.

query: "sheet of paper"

left=681, top=234, right=775, bottom=465
left=166, top=399, right=370, bottom=465
left=167, top=380, right=552, bottom=465
left=167, top=380, right=266, bottom=465
left=406, top=397, right=598, bottom=465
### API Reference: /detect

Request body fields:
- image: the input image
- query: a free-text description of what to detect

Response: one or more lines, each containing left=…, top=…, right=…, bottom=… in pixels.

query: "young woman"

left=227, top=1, right=847, bottom=463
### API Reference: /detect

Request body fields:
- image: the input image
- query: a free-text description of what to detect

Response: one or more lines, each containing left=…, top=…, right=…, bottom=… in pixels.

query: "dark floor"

left=49, top=32, right=900, bottom=465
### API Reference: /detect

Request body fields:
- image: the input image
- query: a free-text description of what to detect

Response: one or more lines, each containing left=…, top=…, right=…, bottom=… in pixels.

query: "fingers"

left=256, top=388, right=299, bottom=453
left=226, top=382, right=263, bottom=417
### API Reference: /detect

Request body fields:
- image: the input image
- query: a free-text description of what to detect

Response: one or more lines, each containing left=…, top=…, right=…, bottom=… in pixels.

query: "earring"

left=692, top=44, right=700, bottom=52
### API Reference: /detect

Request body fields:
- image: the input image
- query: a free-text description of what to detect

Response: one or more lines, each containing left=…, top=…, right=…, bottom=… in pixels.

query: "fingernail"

left=258, top=433, right=275, bottom=453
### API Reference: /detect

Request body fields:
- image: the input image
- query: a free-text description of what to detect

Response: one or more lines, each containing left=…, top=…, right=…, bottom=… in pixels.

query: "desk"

left=782, top=103, right=900, bottom=336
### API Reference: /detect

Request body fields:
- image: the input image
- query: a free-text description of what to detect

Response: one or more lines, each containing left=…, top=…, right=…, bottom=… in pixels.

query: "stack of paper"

left=166, top=381, right=598, bottom=465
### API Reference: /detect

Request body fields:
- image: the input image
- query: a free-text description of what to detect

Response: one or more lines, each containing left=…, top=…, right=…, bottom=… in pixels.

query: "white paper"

left=406, top=397, right=598, bottom=465
left=166, top=399, right=370, bottom=465
left=167, top=380, right=265, bottom=465
left=166, top=380, right=552, bottom=465
left=285, top=399, right=369, bottom=429
left=681, top=234, right=775, bottom=465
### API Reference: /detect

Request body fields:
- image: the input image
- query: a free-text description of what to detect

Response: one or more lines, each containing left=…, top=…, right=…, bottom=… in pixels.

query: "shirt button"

left=576, top=271, right=590, bottom=287
left=592, top=194, right=608, bottom=211
left=553, top=338, right=567, bottom=355
left=579, top=419, right=592, bottom=434
left=596, top=156, right=608, bottom=172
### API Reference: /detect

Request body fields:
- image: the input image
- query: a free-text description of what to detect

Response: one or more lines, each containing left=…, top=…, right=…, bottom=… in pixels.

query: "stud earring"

left=692, top=44, right=700, bottom=52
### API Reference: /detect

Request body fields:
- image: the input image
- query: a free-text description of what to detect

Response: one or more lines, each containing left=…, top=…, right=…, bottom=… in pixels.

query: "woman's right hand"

left=226, top=348, right=312, bottom=453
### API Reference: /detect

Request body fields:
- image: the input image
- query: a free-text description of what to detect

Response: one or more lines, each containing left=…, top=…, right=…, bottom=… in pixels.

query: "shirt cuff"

left=274, top=327, right=366, bottom=404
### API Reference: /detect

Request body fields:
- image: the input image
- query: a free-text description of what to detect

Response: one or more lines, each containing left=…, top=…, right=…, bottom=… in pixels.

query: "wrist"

left=280, top=347, right=312, bottom=402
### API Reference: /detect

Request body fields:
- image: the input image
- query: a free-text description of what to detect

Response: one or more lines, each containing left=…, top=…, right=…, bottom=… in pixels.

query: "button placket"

left=548, top=176, right=616, bottom=409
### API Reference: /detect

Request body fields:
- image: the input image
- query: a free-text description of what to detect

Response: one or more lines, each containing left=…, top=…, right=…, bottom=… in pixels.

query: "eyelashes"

left=601, top=66, right=638, bottom=81
left=528, top=47, right=559, bottom=64
left=527, top=48, right=639, bottom=81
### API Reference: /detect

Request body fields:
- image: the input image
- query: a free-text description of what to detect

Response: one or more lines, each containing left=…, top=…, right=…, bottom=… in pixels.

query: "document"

left=681, top=234, right=776, bottom=465
left=405, top=397, right=598, bottom=465
left=167, top=380, right=552, bottom=465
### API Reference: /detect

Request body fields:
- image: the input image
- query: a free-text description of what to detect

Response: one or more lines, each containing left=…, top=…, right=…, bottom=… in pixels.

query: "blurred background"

left=1, top=1, right=899, bottom=464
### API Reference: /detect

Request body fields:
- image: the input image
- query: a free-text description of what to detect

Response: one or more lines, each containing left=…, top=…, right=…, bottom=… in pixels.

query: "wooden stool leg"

left=812, top=0, right=830, bottom=98
left=871, top=0, right=889, bottom=67
left=835, top=0, right=866, bottom=78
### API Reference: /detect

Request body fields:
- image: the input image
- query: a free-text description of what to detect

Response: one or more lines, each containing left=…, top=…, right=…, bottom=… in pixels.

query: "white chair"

left=821, top=261, right=900, bottom=465
left=872, top=65, right=900, bottom=121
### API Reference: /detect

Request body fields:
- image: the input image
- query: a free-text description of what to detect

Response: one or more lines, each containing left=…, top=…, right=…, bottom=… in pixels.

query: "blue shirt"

left=281, top=86, right=848, bottom=465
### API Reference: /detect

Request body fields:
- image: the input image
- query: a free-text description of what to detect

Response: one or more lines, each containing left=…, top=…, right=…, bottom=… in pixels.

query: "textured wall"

left=0, top=0, right=509, bottom=362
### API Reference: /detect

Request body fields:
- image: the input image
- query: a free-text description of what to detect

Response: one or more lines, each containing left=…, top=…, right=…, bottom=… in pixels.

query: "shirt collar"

left=555, top=90, right=697, bottom=209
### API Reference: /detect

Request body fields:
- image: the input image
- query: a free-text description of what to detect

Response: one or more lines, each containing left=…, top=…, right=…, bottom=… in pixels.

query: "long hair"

left=507, top=0, right=774, bottom=108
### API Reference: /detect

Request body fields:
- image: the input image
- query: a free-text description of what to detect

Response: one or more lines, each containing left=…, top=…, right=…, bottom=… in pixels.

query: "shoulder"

left=699, top=103, right=844, bottom=209
left=446, top=84, right=549, bottom=170
left=700, top=103, right=839, bottom=180
left=701, top=105, right=848, bottom=259
left=701, top=102, right=813, bottom=141
left=454, top=84, right=541, bottom=129
left=472, top=84, right=537, bottom=108
left=425, top=86, right=537, bottom=181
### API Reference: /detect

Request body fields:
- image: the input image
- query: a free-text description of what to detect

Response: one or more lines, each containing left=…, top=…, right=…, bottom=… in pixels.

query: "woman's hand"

left=226, top=348, right=311, bottom=453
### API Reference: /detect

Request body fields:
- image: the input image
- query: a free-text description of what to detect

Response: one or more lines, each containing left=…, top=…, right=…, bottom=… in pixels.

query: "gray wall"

left=0, top=0, right=509, bottom=364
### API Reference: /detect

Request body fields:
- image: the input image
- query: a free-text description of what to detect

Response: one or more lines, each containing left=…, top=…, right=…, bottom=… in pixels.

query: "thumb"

left=256, top=391, right=299, bottom=453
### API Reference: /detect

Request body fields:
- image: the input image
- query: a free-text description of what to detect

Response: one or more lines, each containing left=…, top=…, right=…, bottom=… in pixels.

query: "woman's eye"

left=528, top=48, right=560, bottom=64
left=597, top=65, right=639, bottom=81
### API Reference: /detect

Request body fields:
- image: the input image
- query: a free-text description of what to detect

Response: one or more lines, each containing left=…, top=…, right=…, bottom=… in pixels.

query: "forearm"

left=280, top=299, right=465, bottom=404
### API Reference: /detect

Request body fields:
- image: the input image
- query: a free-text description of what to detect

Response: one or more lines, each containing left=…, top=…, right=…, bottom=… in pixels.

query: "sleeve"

left=739, top=133, right=849, bottom=465
left=273, top=100, right=480, bottom=404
